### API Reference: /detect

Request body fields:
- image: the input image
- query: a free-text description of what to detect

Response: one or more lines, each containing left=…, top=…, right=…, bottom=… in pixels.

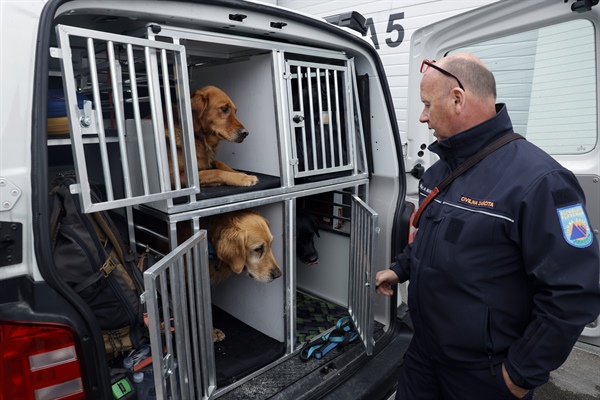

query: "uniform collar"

left=429, top=104, right=514, bottom=170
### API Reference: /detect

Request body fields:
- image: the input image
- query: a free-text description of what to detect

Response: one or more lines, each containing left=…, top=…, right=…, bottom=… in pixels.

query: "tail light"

left=1, top=319, right=86, bottom=400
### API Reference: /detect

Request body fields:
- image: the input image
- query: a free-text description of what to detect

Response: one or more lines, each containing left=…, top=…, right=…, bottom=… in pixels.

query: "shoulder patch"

left=557, top=204, right=593, bottom=248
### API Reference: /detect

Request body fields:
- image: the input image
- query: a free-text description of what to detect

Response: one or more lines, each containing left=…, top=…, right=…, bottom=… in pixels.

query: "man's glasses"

left=420, top=59, right=465, bottom=91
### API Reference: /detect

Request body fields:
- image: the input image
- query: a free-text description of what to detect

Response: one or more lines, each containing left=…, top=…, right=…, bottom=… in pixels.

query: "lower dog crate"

left=128, top=186, right=377, bottom=398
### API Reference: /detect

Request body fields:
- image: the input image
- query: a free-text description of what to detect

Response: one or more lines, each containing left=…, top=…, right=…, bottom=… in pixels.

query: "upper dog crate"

left=53, top=24, right=200, bottom=214
left=53, top=22, right=369, bottom=214
left=148, top=24, right=367, bottom=181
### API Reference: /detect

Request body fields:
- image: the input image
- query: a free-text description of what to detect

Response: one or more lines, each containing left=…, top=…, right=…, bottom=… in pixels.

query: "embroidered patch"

left=557, top=204, right=593, bottom=248
left=459, top=196, right=495, bottom=208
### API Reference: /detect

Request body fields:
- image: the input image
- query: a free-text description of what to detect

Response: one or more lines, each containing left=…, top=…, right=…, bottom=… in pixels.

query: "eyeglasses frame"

left=421, top=59, right=465, bottom=91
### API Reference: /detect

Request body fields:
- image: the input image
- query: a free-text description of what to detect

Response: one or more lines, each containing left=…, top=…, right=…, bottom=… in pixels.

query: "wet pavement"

left=534, top=342, right=600, bottom=400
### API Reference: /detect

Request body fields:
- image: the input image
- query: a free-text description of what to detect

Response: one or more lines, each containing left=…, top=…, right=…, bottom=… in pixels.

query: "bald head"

left=437, top=53, right=497, bottom=101
left=419, top=53, right=498, bottom=141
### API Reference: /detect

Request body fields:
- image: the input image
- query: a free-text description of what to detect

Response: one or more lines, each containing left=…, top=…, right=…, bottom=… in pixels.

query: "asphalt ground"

left=534, top=341, right=600, bottom=400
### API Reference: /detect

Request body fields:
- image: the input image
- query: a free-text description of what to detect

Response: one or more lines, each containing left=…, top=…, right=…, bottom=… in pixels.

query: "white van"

left=0, top=1, right=411, bottom=399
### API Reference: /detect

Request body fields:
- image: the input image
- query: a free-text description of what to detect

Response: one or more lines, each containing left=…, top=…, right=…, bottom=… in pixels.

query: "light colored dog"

left=203, top=210, right=281, bottom=341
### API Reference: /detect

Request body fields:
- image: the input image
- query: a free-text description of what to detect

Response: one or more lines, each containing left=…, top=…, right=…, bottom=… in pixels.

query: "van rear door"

left=406, top=0, right=600, bottom=346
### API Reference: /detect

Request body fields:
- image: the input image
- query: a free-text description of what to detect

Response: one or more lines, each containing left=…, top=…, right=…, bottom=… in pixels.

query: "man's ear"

left=451, top=87, right=466, bottom=112
left=215, top=227, right=246, bottom=274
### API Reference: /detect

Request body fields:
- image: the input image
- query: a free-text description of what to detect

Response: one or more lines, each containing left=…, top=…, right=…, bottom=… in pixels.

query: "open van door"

left=406, top=0, right=600, bottom=346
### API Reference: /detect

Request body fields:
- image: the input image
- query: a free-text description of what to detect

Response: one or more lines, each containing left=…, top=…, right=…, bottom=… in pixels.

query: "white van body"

left=0, top=1, right=411, bottom=399
left=1, top=1, right=598, bottom=399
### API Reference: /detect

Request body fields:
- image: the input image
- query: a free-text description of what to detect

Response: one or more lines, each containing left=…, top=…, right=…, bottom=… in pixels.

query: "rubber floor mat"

left=212, top=305, right=285, bottom=387
left=296, top=292, right=348, bottom=344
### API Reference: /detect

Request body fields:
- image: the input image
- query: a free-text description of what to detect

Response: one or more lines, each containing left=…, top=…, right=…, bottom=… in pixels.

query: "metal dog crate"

left=53, top=24, right=200, bottom=214
left=53, top=22, right=369, bottom=214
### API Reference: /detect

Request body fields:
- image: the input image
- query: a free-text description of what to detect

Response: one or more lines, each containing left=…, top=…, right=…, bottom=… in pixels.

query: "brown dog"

left=166, top=86, right=259, bottom=187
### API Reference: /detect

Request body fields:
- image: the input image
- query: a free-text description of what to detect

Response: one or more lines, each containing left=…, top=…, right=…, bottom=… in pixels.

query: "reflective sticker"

left=557, top=204, right=593, bottom=248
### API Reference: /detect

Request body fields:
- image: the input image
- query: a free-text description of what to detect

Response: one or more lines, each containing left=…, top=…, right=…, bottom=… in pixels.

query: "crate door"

left=286, top=59, right=355, bottom=179
left=348, top=195, right=378, bottom=356
left=54, top=24, right=199, bottom=214
left=143, top=230, right=216, bottom=400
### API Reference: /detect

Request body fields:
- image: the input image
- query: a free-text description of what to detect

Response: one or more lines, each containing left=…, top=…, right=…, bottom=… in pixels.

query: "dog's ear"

left=190, top=89, right=208, bottom=132
left=215, top=227, right=246, bottom=274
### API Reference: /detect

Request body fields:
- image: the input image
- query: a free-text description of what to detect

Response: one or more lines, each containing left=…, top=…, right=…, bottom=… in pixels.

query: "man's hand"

left=375, top=269, right=399, bottom=296
left=502, top=363, right=530, bottom=399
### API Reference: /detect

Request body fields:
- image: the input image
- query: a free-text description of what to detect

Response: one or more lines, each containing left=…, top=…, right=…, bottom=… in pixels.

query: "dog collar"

left=208, top=241, right=222, bottom=270
left=208, top=240, right=216, bottom=260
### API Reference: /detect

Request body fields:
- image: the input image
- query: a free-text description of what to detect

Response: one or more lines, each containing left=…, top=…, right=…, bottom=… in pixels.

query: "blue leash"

left=300, top=316, right=359, bottom=361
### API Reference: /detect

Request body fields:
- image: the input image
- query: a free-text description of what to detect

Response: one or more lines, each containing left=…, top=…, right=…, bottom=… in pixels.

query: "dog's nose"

left=307, top=253, right=318, bottom=264
left=239, top=128, right=249, bottom=138
left=271, top=268, right=282, bottom=280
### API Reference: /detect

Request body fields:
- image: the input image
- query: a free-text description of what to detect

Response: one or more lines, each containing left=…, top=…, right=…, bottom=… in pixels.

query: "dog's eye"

left=221, top=106, right=230, bottom=114
left=254, top=245, right=264, bottom=255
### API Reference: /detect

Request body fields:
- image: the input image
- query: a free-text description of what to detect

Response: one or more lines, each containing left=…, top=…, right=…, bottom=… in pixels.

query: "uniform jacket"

left=391, top=104, right=600, bottom=389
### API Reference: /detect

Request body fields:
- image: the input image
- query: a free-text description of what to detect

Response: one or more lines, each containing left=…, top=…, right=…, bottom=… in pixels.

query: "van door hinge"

left=0, top=178, right=22, bottom=211
left=49, top=47, right=62, bottom=59
left=0, top=221, right=23, bottom=267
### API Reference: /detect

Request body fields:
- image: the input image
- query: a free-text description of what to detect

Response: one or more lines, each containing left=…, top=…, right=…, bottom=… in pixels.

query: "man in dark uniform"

left=375, top=53, right=600, bottom=400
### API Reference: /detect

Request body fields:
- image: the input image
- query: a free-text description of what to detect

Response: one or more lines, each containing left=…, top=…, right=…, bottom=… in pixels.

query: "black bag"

left=49, top=172, right=149, bottom=359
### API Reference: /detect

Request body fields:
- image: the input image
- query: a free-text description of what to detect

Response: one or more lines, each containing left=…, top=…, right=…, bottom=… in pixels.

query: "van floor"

left=213, top=305, right=285, bottom=387
left=214, top=295, right=405, bottom=400
left=213, top=292, right=349, bottom=386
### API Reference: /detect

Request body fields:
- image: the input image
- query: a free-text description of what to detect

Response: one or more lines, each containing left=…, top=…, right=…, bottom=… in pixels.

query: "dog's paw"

left=213, top=328, right=226, bottom=342
left=240, top=174, right=259, bottom=186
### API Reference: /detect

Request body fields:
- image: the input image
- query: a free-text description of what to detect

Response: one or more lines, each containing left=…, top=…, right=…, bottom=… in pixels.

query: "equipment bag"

left=49, top=172, right=149, bottom=359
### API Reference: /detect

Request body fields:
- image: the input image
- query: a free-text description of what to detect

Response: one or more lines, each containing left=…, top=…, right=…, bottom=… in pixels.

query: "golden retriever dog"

left=165, top=85, right=259, bottom=187
left=179, top=210, right=281, bottom=341
left=207, top=210, right=281, bottom=284
left=208, top=210, right=281, bottom=341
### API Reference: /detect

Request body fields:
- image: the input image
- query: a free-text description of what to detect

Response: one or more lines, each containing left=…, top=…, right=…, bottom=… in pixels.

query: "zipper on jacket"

left=488, top=352, right=496, bottom=376
left=485, top=306, right=496, bottom=376
left=413, top=208, right=444, bottom=355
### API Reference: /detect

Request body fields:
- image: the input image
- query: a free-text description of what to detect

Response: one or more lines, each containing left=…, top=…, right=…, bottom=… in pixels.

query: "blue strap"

left=300, top=316, right=359, bottom=361
left=208, top=241, right=216, bottom=260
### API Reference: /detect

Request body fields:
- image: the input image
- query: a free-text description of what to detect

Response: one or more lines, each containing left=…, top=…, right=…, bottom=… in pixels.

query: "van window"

left=449, top=19, right=597, bottom=155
